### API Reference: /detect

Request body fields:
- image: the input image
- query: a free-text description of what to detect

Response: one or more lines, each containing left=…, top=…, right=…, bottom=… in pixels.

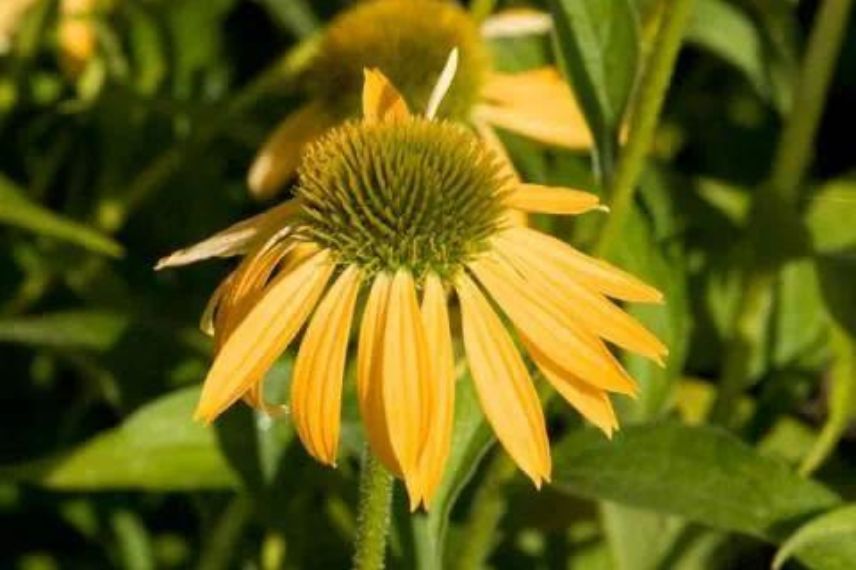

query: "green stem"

left=710, top=0, right=854, bottom=425
left=594, top=0, right=695, bottom=258
left=768, top=0, right=855, bottom=206
left=353, top=448, right=394, bottom=570
left=197, top=495, right=254, bottom=570
left=453, top=452, right=517, bottom=570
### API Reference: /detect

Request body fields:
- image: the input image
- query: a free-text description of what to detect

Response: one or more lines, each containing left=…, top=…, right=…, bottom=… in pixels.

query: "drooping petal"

left=506, top=183, right=602, bottom=215
left=468, top=255, right=637, bottom=395
left=381, top=269, right=432, bottom=508
left=357, top=273, right=402, bottom=477
left=363, top=68, right=410, bottom=123
left=214, top=241, right=300, bottom=349
left=248, top=103, right=334, bottom=200
left=417, top=273, right=456, bottom=507
left=194, top=249, right=334, bottom=423
left=521, top=334, right=618, bottom=437
left=455, top=273, right=551, bottom=486
left=480, top=9, right=552, bottom=39
left=155, top=201, right=297, bottom=270
left=497, top=241, right=668, bottom=364
left=477, top=67, right=592, bottom=149
left=497, top=227, right=664, bottom=303
left=291, top=266, right=362, bottom=465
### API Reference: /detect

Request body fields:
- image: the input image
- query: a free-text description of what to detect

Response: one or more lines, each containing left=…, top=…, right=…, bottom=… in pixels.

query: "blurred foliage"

left=1, top=0, right=855, bottom=569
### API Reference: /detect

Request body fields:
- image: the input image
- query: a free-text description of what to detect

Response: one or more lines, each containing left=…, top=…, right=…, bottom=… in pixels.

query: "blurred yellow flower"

left=248, top=0, right=592, bottom=200
left=58, top=0, right=97, bottom=77
left=158, top=65, right=664, bottom=509
left=0, top=0, right=37, bottom=54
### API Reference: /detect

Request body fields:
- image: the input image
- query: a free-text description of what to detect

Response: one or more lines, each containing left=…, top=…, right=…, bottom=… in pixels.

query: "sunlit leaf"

left=773, top=504, right=856, bottom=570
left=0, top=311, right=129, bottom=351
left=3, top=387, right=238, bottom=490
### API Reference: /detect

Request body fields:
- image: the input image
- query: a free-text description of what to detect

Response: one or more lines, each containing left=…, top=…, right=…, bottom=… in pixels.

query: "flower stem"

left=594, top=0, right=695, bottom=258
left=353, top=447, right=394, bottom=570
left=710, top=0, right=854, bottom=426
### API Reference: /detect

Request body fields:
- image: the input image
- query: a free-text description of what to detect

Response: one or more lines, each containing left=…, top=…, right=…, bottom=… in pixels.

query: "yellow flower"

left=58, top=0, right=98, bottom=77
left=248, top=0, right=592, bottom=200
left=158, top=66, right=665, bottom=510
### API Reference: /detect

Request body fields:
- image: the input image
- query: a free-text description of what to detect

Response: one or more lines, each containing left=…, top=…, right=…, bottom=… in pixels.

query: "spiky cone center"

left=294, top=117, right=511, bottom=281
left=307, top=0, right=489, bottom=121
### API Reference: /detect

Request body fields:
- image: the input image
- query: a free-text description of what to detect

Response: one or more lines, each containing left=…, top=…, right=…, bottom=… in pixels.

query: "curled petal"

left=155, top=201, right=297, bottom=270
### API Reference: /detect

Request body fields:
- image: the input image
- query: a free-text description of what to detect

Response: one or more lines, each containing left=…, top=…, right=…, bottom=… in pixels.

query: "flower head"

left=249, top=0, right=592, bottom=199
left=159, top=65, right=666, bottom=509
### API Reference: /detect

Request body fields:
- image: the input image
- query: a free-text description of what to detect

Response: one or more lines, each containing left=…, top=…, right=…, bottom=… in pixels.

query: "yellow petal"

left=155, top=201, right=297, bottom=270
left=291, top=266, right=362, bottom=465
left=382, top=269, right=432, bottom=508
left=425, top=48, right=459, bottom=119
left=194, top=249, right=334, bottom=423
left=455, top=273, right=551, bottom=486
left=469, top=255, right=637, bottom=395
left=477, top=68, right=592, bottom=149
left=506, top=183, right=602, bottom=215
left=521, top=335, right=618, bottom=437
left=248, top=103, right=333, bottom=200
left=363, top=68, right=410, bottom=123
left=357, top=273, right=402, bottom=477
left=497, top=241, right=667, bottom=363
left=417, top=273, right=456, bottom=508
left=214, top=241, right=299, bottom=349
left=497, top=227, right=664, bottom=303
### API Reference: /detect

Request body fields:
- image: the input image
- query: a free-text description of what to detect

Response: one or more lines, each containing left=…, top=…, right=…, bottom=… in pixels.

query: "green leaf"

left=258, top=0, right=320, bottom=38
left=806, top=180, right=856, bottom=254
left=548, top=0, right=640, bottom=172
left=2, top=387, right=238, bottom=490
left=773, top=504, right=856, bottom=570
left=686, top=0, right=770, bottom=101
left=552, top=422, right=841, bottom=543
left=0, top=311, right=129, bottom=351
left=0, top=175, right=123, bottom=257
left=411, top=375, right=493, bottom=570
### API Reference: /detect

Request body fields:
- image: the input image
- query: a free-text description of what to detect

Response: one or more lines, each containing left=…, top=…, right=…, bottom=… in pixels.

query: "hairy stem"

left=353, top=448, right=394, bottom=570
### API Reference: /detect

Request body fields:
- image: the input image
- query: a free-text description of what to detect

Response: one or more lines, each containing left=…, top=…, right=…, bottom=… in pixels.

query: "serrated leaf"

left=773, top=504, right=856, bottom=570
left=552, top=422, right=840, bottom=544
left=0, top=175, right=123, bottom=257
left=2, top=387, right=238, bottom=490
